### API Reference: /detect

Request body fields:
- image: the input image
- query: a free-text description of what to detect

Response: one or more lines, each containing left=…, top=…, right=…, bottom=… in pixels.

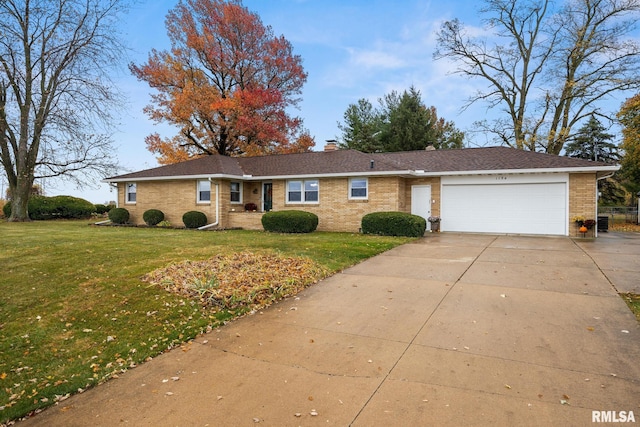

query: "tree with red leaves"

left=130, top=0, right=309, bottom=163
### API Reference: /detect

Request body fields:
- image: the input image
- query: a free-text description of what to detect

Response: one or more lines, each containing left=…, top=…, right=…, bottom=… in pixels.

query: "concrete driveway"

left=20, top=233, right=640, bottom=426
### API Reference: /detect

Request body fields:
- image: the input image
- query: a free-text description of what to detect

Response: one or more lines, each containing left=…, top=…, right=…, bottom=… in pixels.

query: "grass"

left=0, top=220, right=413, bottom=423
left=622, top=294, right=640, bottom=323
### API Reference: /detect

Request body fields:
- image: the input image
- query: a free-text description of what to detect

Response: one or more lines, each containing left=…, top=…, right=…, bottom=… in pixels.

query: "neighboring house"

left=103, top=145, right=618, bottom=237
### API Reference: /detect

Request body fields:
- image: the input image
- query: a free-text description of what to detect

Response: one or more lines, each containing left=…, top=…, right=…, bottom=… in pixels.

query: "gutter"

left=596, top=171, right=616, bottom=181
left=198, top=180, right=220, bottom=230
left=103, top=166, right=620, bottom=184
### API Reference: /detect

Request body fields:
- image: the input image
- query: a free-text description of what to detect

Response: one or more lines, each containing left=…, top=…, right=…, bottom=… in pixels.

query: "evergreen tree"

left=338, top=86, right=464, bottom=152
left=565, top=116, right=625, bottom=205
left=378, top=87, right=437, bottom=151
left=337, top=99, right=384, bottom=152
left=565, top=116, right=619, bottom=163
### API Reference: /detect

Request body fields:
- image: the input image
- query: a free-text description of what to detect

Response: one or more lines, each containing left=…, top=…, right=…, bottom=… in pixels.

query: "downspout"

left=595, top=172, right=616, bottom=238
left=198, top=179, right=219, bottom=230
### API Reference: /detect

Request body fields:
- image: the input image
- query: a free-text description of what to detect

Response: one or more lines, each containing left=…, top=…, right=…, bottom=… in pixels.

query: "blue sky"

left=40, top=0, right=633, bottom=203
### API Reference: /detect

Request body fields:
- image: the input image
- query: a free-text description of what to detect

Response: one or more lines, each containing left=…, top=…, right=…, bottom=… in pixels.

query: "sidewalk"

left=20, top=234, right=640, bottom=426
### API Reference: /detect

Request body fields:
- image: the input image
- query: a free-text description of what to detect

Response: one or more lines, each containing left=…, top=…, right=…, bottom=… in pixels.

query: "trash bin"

left=597, top=215, right=609, bottom=232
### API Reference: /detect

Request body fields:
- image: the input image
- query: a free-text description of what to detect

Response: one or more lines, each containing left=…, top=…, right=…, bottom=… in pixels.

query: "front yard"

left=0, top=221, right=412, bottom=423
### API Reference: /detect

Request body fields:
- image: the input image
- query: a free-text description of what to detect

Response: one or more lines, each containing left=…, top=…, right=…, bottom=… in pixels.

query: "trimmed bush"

left=48, top=196, right=95, bottom=219
left=108, top=207, right=130, bottom=224
left=244, top=202, right=258, bottom=211
left=361, top=211, right=426, bottom=237
left=95, top=204, right=112, bottom=215
left=261, top=210, right=318, bottom=233
left=3, top=195, right=96, bottom=220
left=183, top=210, right=208, bottom=229
left=143, top=209, right=165, bottom=226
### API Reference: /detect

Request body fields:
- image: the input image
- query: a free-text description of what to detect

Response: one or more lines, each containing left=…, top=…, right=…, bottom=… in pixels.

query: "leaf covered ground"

left=609, top=222, right=640, bottom=233
left=143, top=252, right=328, bottom=311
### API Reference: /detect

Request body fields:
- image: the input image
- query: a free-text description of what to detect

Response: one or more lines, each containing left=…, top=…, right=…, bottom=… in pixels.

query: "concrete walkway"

left=20, top=234, right=640, bottom=426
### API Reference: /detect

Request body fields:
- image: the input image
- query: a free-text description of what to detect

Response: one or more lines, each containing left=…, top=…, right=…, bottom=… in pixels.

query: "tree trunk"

left=8, top=173, right=34, bottom=222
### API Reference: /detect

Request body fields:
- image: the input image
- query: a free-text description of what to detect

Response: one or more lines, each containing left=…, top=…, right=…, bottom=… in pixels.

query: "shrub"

left=244, top=202, right=258, bottom=211
left=47, top=196, right=95, bottom=219
left=143, top=209, right=165, bottom=226
left=27, top=196, right=56, bottom=220
left=2, top=200, right=10, bottom=218
left=261, top=210, right=318, bottom=233
left=361, top=211, right=426, bottom=237
left=183, top=211, right=208, bottom=229
left=108, top=207, right=130, bottom=224
left=2, top=195, right=95, bottom=220
left=95, top=204, right=112, bottom=215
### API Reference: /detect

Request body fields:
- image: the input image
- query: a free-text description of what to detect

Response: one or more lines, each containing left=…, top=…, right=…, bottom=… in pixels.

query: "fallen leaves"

left=143, top=252, right=328, bottom=311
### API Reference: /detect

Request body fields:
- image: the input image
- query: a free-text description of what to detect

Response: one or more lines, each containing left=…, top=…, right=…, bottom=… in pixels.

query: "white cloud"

left=349, top=47, right=407, bottom=69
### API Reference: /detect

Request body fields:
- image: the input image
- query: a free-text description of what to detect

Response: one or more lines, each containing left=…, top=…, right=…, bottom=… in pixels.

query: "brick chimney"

left=324, top=140, right=338, bottom=151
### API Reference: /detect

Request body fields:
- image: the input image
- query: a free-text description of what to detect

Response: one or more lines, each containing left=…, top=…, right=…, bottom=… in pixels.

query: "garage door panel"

left=441, top=181, right=567, bottom=235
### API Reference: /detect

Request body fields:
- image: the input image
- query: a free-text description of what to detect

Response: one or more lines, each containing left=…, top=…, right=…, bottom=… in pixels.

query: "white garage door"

left=441, top=174, right=568, bottom=235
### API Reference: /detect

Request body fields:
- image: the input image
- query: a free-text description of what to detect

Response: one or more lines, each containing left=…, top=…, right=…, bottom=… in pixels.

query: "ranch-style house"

left=103, top=145, right=618, bottom=237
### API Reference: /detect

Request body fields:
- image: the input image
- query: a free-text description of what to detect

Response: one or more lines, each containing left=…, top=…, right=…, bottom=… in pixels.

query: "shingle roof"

left=107, top=154, right=246, bottom=180
left=377, top=146, right=611, bottom=172
left=105, top=146, right=616, bottom=181
left=237, top=149, right=401, bottom=176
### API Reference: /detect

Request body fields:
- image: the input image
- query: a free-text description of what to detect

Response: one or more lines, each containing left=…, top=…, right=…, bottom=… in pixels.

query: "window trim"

left=349, top=177, right=368, bottom=200
left=287, top=179, right=319, bottom=204
left=197, top=180, right=211, bottom=204
left=125, top=182, right=136, bottom=204
left=230, top=181, right=242, bottom=204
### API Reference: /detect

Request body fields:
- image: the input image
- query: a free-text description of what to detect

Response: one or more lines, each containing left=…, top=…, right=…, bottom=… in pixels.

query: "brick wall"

left=228, top=211, right=264, bottom=229
left=117, top=180, right=221, bottom=227
left=568, top=173, right=597, bottom=237
left=266, top=176, right=405, bottom=232
left=118, top=176, right=442, bottom=232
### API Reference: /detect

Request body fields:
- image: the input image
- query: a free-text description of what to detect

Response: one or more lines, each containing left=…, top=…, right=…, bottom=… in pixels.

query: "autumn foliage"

left=618, top=94, right=640, bottom=197
left=130, top=0, right=310, bottom=163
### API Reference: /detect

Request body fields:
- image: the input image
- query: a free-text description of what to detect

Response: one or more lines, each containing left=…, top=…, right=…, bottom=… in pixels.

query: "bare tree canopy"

left=0, top=0, right=129, bottom=221
left=435, top=0, right=640, bottom=154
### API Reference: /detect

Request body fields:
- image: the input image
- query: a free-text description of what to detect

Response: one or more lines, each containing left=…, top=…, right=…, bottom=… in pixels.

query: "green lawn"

left=0, top=220, right=412, bottom=422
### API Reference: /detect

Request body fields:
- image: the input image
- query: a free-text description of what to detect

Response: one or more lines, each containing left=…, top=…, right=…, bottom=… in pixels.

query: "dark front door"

left=263, top=183, right=273, bottom=211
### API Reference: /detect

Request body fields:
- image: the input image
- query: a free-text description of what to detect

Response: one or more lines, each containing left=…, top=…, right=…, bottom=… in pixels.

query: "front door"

left=263, top=182, right=273, bottom=212
left=411, top=185, right=432, bottom=230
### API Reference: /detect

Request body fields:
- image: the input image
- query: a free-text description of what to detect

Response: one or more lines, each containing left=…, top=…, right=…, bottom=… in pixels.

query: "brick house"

left=103, top=146, right=618, bottom=237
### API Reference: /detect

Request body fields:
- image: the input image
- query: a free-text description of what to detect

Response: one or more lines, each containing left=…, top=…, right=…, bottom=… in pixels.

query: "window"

left=288, top=181, right=302, bottom=202
left=126, top=183, right=136, bottom=203
left=287, top=180, right=319, bottom=203
left=197, top=180, right=211, bottom=203
left=349, top=178, right=368, bottom=199
left=305, top=180, right=319, bottom=202
left=230, top=181, right=242, bottom=203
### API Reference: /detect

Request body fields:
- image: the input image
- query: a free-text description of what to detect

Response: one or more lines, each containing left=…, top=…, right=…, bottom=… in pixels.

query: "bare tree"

left=0, top=0, right=129, bottom=221
left=435, top=0, right=640, bottom=154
